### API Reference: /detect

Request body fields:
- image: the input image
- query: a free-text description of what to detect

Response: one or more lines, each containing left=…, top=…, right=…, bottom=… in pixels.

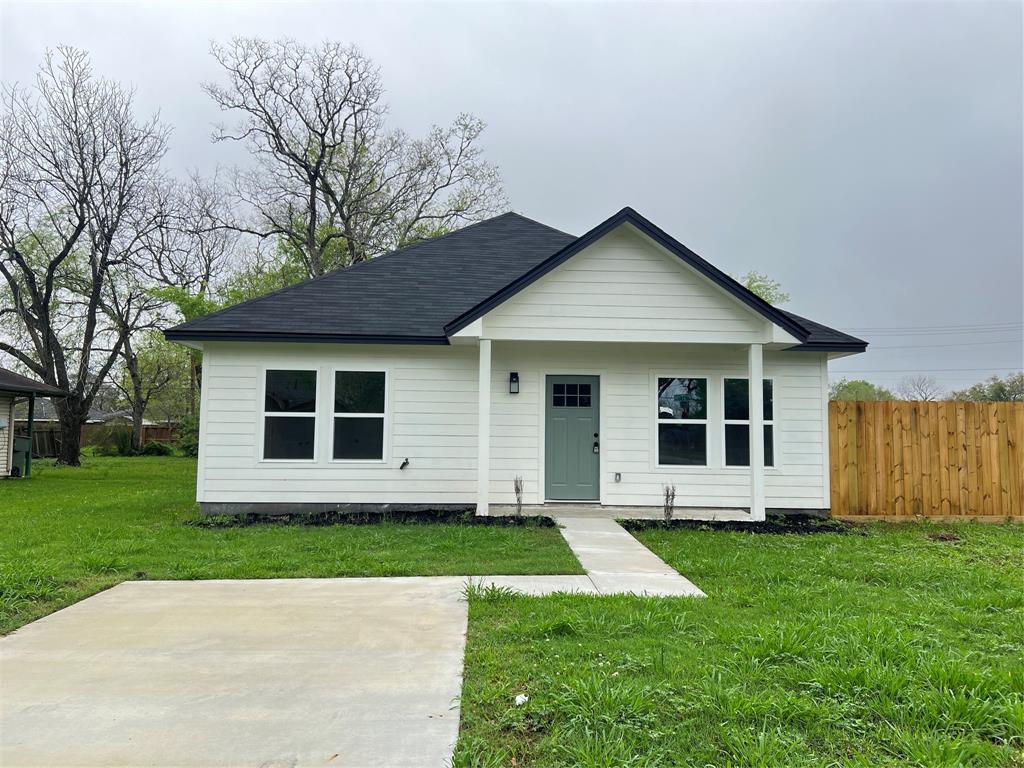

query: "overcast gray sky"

left=3, top=0, right=1022, bottom=391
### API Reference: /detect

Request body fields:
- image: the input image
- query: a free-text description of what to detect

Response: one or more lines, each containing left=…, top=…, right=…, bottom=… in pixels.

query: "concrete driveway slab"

left=0, top=578, right=468, bottom=768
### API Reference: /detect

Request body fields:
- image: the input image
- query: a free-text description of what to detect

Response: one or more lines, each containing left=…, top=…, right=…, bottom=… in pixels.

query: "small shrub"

left=662, top=484, right=676, bottom=522
left=177, top=415, right=199, bottom=457
left=513, top=475, right=524, bottom=515
left=89, top=424, right=135, bottom=456
left=142, top=441, right=173, bottom=456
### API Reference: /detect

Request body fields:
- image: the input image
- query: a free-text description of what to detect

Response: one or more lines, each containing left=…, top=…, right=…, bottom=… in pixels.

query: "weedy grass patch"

left=455, top=523, right=1024, bottom=767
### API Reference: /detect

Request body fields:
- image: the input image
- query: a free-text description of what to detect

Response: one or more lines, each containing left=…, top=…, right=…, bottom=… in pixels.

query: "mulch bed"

left=622, top=514, right=859, bottom=535
left=187, top=509, right=557, bottom=529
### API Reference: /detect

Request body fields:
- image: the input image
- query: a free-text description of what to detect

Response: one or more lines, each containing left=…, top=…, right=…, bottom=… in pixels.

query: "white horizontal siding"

left=487, top=342, right=827, bottom=508
left=0, top=396, right=12, bottom=476
left=197, top=341, right=829, bottom=510
left=482, top=225, right=770, bottom=344
left=198, top=342, right=479, bottom=504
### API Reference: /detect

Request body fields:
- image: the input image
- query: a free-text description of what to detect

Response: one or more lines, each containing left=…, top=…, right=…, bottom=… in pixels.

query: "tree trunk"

left=188, top=351, right=200, bottom=417
left=54, top=398, right=88, bottom=466
left=125, top=354, right=146, bottom=454
left=131, top=401, right=145, bottom=453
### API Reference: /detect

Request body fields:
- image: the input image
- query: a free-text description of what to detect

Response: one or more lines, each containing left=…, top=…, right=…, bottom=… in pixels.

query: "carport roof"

left=0, top=368, right=68, bottom=397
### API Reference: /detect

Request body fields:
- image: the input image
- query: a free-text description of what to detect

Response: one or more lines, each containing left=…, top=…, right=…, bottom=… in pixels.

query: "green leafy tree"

left=829, top=378, right=896, bottom=401
left=950, top=372, right=1024, bottom=401
left=741, top=271, right=790, bottom=305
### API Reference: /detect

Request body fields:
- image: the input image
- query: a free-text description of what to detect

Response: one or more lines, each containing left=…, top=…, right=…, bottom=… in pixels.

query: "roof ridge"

left=503, top=211, right=576, bottom=239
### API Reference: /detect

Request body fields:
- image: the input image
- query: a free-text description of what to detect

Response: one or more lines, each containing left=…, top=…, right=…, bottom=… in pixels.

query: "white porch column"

left=748, top=342, right=766, bottom=521
left=476, top=338, right=492, bottom=515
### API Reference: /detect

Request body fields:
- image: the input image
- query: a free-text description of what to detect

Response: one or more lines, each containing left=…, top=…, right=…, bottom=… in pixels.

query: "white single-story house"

left=166, top=207, right=866, bottom=520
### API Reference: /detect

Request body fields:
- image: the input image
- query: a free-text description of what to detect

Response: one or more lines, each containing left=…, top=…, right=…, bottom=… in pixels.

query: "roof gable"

left=445, top=207, right=808, bottom=340
left=476, top=223, right=778, bottom=344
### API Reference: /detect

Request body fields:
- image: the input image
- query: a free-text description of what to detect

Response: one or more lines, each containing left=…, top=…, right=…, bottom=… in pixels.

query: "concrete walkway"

left=473, top=515, right=705, bottom=598
left=1, top=578, right=468, bottom=768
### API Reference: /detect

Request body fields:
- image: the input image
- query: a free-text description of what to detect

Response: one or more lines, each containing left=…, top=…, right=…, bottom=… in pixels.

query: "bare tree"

left=0, top=47, right=170, bottom=464
left=146, top=173, right=242, bottom=415
left=897, top=375, right=944, bottom=401
left=204, top=38, right=506, bottom=277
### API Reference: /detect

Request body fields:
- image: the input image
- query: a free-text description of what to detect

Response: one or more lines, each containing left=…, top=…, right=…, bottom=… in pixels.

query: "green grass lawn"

left=0, top=457, right=581, bottom=634
left=456, top=524, right=1024, bottom=767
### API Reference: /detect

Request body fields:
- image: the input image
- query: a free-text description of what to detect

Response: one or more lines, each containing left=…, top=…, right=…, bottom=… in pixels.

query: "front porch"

left=472, top=338, right=775, bottom=521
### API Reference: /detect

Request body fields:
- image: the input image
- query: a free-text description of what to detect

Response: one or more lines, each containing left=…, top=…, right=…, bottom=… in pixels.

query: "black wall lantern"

left=509, top=371, right=520, bottom=394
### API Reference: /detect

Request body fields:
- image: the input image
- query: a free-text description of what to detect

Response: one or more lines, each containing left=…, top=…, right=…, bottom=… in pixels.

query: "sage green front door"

left=545, top=375, right=600, bottom=501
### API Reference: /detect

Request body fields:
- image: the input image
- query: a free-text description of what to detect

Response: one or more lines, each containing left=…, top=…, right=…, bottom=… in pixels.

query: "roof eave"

left=164, top=329, right=451, bottom=346
left=784, top=341, right=868, bottom=354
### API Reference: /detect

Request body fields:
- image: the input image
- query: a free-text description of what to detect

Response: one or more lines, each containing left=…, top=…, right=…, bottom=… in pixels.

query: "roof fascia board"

left=164, top=330, right=450, bottom=346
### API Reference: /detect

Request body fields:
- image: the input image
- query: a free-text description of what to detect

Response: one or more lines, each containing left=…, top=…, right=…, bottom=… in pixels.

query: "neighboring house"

left=0, top=367, right=67, bottom=477
left=166, top=207, right=866, bottom=519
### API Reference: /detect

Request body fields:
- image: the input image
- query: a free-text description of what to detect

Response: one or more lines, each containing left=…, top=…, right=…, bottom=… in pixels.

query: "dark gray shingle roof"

left=167, top=213, right=574, bottom=344
left=165, top=210, right=866, bottom=353
left=0, top=367, right=68, bottom=397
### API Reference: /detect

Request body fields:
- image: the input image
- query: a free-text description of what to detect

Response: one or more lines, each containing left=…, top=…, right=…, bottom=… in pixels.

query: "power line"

left=870, top=338, right=1024, bottom=350
left=827, top=370, right=1019, bottom=376
left=855, top=327, right=1024, bottom=337
left=845, top=321, right=1022, bottom=332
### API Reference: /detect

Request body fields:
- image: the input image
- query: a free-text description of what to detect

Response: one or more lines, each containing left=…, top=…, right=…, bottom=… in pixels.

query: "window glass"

left=725, top=423, right=750, bottom=466
left=724, top=378, right=773, bottom=421
left=552, top=382, right=593, bottom=408
left=658, top=378, right=706, bottom=420
left=658, top=424, right=707, bottom=465
left=333, top=370, right=386, bottom=460
left=264, top=417, right=315, bottom=460
left=724, top=378, right=748, bottom=420
left=334, top=371, right=385, bottom=413
left=333, top=417, right=384, bottom=460
left=724, top=425, right=775, bottom=467
left=265, top=370, right=317, bottom=413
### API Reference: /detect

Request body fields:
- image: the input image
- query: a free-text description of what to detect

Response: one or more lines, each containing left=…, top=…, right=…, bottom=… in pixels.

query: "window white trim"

left=721, top=376, right=775, bottom=468
left=653, top=373, right=710, bottom=469
left=329, top=367, right=389, bottom=464
left=259, top=367, right=319, bottom=463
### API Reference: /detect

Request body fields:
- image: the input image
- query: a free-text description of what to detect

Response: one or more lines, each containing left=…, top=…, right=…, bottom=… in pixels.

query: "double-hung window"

left=333, top=371, right=386, bottom=460
left=263, top=370, right=317, bottom=460
left=657, top=377, right=707, bottom=465
left=723, top=378, right=774, bottom=467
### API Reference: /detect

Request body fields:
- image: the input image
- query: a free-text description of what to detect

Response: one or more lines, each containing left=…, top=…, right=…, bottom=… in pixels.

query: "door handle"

left=593, top=441, right=600, bottom=454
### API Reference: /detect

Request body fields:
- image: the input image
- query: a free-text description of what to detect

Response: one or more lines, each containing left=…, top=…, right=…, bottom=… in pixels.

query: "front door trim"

left=543, top=374, right=601, bottom=502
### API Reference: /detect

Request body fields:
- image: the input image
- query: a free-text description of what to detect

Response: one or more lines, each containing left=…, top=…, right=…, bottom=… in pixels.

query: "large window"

left=263, top=369, right=317, bottom=460
left=657, top=377, right=707, bottom=465
left=333, top=371, right=386, bottom=460
left=723, top=378, right=774, bottom=467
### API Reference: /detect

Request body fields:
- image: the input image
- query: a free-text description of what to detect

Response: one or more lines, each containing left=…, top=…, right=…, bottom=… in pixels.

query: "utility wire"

left=870, top=338, right=1024, bottom=350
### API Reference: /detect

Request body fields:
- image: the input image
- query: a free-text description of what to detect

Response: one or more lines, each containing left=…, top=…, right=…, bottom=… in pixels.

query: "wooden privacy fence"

left=829, top=401, right=1024, bottom=521
left=15, top=422, right=179, bottom=458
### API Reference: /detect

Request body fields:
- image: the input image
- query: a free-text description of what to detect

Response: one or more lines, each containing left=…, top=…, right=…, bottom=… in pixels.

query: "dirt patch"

left=622, top=514, right=859, bottom=535
left=926, top=531, right=962, bottom=542
left=186, top=509, right=556, bottom=529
